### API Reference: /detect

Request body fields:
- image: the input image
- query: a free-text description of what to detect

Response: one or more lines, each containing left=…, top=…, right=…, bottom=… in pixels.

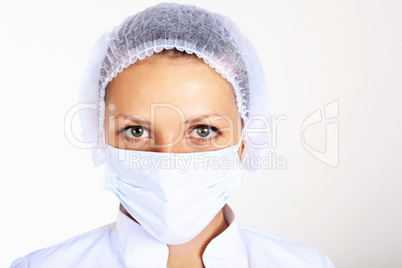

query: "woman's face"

left=104, top=53, right=244, bottom=158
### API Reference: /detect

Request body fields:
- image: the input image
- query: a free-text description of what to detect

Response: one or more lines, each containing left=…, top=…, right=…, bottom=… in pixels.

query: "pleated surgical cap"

left=78, top=2, right=271, bottom=173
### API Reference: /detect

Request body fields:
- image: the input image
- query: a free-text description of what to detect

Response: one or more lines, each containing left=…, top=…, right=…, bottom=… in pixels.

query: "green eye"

left=119, top=126, right=149, bottom=139
left=188, top=125, right=222, bottom=144
left=196, top=126, right=211, bottom=138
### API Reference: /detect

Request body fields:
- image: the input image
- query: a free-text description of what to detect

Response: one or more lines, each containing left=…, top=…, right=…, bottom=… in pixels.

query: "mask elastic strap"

left=234, top=128, right=245, bottom=150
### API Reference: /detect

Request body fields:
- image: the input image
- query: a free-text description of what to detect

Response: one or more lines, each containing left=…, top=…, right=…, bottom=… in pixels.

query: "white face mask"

left=104, top=131, right=244, bottom=245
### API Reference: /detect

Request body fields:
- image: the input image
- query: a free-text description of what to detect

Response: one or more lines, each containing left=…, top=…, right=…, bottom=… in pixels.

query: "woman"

left=11, top=2, right=335, bottom=267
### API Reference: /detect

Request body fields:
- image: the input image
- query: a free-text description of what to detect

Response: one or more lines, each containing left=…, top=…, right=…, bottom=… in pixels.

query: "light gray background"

left=1, top=0, right=401, bottom=267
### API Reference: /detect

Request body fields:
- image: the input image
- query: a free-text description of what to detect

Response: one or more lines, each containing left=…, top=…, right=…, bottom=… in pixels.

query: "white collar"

left=115, top=203, right=248, bottom=267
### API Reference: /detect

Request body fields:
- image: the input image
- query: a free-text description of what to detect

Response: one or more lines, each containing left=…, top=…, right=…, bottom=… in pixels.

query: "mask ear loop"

left=232, top=128, right=247, bottom=173
left=231, top=128, right=244, bottom=194
left=234, top=128, right=245, bottom=150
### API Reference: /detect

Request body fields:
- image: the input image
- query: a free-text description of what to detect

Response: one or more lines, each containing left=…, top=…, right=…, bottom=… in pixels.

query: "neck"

left=119, top=204, right=229, bottom=267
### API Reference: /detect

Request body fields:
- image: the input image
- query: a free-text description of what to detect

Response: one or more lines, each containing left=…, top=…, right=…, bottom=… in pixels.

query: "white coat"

left=10, top=204, right=335, bottom=268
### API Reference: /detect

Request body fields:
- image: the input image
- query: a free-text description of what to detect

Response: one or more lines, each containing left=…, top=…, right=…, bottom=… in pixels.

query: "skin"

left=104, top=52, right=244, bottom=267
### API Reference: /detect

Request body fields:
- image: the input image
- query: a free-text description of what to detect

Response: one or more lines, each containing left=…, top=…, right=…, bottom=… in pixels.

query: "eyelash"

left=117, top=124, right=222, bottom=144
left=117, top=125, right=147, bottom=144
left=189, top=125, right=222, bottom=144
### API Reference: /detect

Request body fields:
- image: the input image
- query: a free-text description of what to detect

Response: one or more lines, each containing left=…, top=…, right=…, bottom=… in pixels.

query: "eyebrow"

left=116, top=113, right=225, bottom=125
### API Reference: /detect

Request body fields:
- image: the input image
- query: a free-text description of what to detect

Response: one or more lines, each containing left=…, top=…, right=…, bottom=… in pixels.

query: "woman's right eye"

left=119, top=126, right=150, bottom=141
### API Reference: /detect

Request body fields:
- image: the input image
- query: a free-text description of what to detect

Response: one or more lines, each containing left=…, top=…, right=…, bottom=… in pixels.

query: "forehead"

left=105, top=54, right=239, bottom=120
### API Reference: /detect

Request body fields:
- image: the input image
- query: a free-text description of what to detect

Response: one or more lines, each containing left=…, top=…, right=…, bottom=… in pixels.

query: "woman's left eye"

left=189, top=125, right=221, bottom=140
